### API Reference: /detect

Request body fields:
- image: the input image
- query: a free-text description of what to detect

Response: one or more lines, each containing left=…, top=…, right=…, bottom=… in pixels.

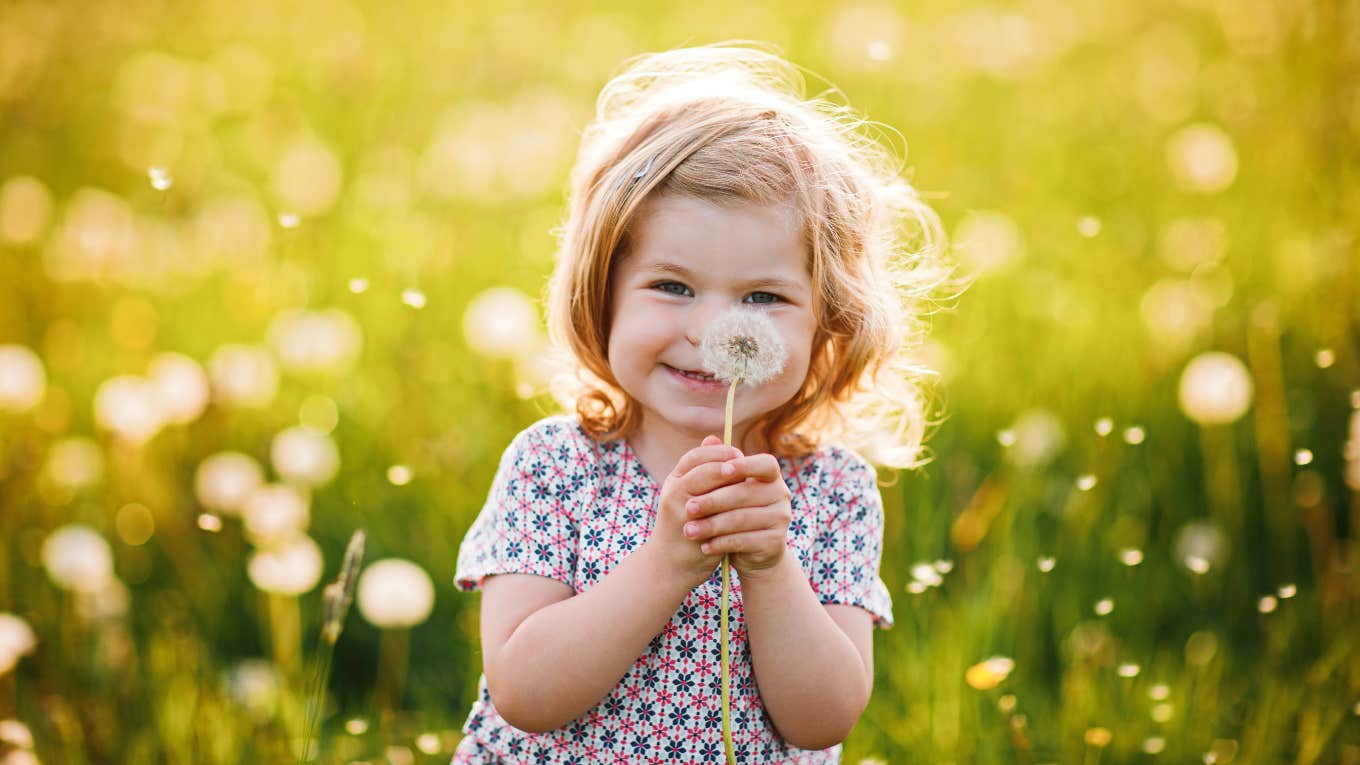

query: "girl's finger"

left=700, top=529, right=780, bottom=556
left=671, top=443, right=744, bottom=479
left=683, top=505, right=778, bottom=541
left=720, top=453, right=782, bottom=483
left=681, top=459, right=753, bottom=497
left=684, top=481, right=787, bottom=519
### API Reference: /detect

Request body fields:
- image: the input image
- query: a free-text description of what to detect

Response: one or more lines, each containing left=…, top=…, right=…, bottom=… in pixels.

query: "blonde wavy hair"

left=546, top=42, right=955, bottom=470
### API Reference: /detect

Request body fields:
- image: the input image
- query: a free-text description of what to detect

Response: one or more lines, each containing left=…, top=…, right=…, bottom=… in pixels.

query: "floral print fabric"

left=453, top=417, right=893, bottom=764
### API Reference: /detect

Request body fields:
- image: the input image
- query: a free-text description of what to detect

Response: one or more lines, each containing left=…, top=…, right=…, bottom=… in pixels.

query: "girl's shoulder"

left=791, top=441, right=876, bottom=486
left=506, top=414, right=608, bottom=465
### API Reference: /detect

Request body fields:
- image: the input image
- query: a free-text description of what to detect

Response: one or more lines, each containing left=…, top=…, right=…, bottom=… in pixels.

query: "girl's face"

left=607, top=194, right=816, bottom=449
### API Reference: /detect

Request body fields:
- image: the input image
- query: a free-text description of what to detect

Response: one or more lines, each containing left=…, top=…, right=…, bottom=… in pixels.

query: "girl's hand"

left=648, top=435, right=746, bottom=589
left=682, top=444, right=792, bottom=578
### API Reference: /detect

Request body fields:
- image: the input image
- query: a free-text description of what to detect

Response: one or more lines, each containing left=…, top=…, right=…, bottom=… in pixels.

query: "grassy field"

left=1, top=0, right=1357, bottom=762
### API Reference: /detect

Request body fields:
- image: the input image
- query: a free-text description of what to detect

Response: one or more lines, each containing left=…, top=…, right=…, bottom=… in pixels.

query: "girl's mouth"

left=663, top=364, right=725, bottom=390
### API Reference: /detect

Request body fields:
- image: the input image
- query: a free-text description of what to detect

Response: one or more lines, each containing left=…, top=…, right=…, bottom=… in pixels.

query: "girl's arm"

left=479, top=543, right=695, bottom=733
left=738, top=558, right=874, bottom=750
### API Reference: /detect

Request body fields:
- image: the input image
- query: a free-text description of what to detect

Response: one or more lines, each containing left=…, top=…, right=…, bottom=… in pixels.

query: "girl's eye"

left=743, top=291, right=782, bottom=305
left=653, top=281, right=693, bottom=297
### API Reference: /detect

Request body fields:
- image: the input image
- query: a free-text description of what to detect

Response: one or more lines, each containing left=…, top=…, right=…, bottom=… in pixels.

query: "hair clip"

left=612, top=154, right=657, bottom=193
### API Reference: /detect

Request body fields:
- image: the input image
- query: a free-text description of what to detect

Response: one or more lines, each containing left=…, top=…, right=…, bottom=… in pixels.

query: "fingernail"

left=686, top=499, right=699, bottom=514
left=701, top=544, right=711, bottom=554
left=684, top=523, right=698, bottom=537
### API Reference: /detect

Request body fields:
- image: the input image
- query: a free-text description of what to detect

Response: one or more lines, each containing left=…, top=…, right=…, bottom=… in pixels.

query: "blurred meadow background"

left=1, top=0, right=1358, bottom=762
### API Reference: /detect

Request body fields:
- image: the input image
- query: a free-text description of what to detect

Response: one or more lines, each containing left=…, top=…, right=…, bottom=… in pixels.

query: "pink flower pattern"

left=453, top=417, right=893, bottom=764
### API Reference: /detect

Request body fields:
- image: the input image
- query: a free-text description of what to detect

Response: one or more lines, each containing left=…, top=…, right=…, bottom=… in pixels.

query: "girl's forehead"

left=623, top=194, right=809, bottom=268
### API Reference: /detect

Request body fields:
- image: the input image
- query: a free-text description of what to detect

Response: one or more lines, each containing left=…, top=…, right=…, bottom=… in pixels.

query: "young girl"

left=453, top=42, right=946, bottom=764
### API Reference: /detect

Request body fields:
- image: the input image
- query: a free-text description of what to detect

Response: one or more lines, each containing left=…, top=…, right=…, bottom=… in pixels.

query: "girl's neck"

left=626, top=415, right=768, bottom=487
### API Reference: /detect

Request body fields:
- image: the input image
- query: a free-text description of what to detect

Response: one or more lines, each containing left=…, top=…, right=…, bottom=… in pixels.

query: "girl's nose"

left=683, top=300, right=723, bottom=345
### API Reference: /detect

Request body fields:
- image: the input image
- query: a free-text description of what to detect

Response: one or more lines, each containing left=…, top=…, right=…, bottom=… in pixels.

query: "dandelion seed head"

left=242, top=484, right=310, bottom=545
left=194, top=452, right=263, bottom=515
left=1076, top=474, right=1097, bottom=491
left=270, top=426, right=340, bottom=488
left=1094, top=417, right=1113, bottom=436
left=1151, top=703, right=1174, bottom=722
left=226, top=659, right=280, bottom=722
left=997, top=429, right=1017, bottom=447
left=42, top=525, right=114, bottom=593
left=0, top=344, right=46, bottom=413
left=348, top=277, right=369, bottom=293
left=1293, top=449, right=1313, bottom=466
left=933, top=559, right=953, bottom=574
left=148, top=353, right=209, bottom=425
left=1117, top=663, right=1141, bottom=678
left=1094, top=597, right=1114, bottom=615
left=1149, top=683, right=1170, bottom=701
left=1037, top=556, right=1056, bottom=573
left=1257, top=595, right=1277, bottom=613
left=1078, top=216, right=1102, bottom=237
left=0, top=613, right=38, bottom=675
left=699, top=308, right=787, bottom=385
left=1178, top=351, right=1253, bottom=425
left=906, top=580, right=927, bottom=594
left=1315, top=348, right=1335, bottom=368
left=277, top=212, right=300, bottom=228
left=0, top=718, right=34, bottom=749
left=1277, top=583, right=1296, bottom=599
left=1119, top=548, right=1144, bottom=566
left=1123, top=426, right=1146, bottom=444
left=357, top=559, right=435, bottom=629
left=246, top=535, right=322, bottom=595
left=197, top=513, right=223, bottom=532
left=1143, top=737, right=1165, bottom=754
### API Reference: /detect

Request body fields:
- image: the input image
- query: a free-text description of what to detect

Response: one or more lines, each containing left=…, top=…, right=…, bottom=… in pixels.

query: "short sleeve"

left=809, top=448, right=894, bottom=629
left=454, top=419, right=588, bottom=592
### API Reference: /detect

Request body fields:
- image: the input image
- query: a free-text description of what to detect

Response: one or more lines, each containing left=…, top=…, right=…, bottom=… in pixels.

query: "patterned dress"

left=453, top=416, right=893, bottom=765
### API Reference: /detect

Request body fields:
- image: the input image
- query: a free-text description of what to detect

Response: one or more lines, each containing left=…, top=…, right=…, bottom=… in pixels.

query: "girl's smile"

left=606, top=193, right=816, bottom=472
left=662, top=363, right=725, bottom=391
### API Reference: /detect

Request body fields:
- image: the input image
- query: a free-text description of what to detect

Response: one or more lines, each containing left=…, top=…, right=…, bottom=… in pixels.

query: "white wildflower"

left=699, top=308, right=787, bottom=385
left=356, top=559, right=435, bottom=629
left=0, top=613, right=38, bottom=675
left=41, top=525, right=114, bottom=592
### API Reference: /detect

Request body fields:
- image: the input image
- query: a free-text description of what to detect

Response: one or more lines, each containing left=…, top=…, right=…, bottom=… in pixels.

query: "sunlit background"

left=1, top=0, right=1357, bottom=763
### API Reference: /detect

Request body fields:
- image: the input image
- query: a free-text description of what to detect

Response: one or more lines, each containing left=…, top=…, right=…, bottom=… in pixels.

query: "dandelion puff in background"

left=357, top=558, right=435, bottom=719
left=0, top=613, right=38, bottom=675
left=698, top=306, right=788, bottom=765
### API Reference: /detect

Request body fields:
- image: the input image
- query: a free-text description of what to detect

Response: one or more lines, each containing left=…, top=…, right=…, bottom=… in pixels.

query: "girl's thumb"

left=702, top=435, right=722, bottom=446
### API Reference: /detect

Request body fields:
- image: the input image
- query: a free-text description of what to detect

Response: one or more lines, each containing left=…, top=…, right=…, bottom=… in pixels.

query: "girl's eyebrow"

left=641, top=260, right=807, bottom=294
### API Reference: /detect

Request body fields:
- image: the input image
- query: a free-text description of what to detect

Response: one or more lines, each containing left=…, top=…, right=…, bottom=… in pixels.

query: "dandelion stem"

left=720, top=372, right=741, bottom=765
